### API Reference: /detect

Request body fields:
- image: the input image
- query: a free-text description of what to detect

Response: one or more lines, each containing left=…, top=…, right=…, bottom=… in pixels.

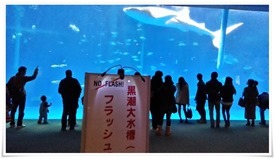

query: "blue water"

left=6, top=5, right=269, bottom=120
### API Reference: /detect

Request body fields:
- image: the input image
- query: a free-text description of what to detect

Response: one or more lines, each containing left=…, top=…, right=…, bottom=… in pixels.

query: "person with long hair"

left=150, top=70, right=164, bottom=130
left=155, top=75, right=176, bottom=136
left=220, top=77, right=236, bottom=128
left=175, top=77, right=190, bottom=123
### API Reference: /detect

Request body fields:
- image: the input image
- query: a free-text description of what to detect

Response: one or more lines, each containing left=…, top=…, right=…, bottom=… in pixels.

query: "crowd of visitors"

left=6, top=67, right=268, bottom=134
left=149, top=70, right=268, bottom=136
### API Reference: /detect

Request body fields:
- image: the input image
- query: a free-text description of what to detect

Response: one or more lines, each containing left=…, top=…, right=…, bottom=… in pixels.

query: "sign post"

left=81, top=73, right=150, bottom=152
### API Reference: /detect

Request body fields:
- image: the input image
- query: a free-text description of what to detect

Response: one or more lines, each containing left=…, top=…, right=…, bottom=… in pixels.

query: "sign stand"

left=81, top=73, right=150, bottom=152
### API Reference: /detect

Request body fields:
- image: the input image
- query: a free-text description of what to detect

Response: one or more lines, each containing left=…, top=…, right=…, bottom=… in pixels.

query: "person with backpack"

left=258, top=92, right=269, bottom=126
left=6, top=66, right=39, bottom=128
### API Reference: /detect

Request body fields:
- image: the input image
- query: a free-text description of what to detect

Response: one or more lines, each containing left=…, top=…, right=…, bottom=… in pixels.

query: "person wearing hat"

left=6, top=66, right=39, bottom=128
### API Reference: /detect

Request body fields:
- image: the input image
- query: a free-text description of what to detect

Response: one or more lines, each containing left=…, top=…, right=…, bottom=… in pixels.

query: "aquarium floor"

left=5, top=119, right=269, bottom=154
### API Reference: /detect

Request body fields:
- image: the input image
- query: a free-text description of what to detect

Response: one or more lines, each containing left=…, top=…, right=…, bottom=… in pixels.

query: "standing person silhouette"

left=220, top=77, right=236, bottom=128
left=205, top=71, right=222, bottom=128
left=175, top=77, right=190, bottom=123
left=37, top=95, right=52, bottom=124
left=242, top=79, right=259, bottom=126
left=156, top=75, right=176, bottom=136
left=195, top=73, right=207, bottom=124
left=58, top=70, right=82, bottom=131
left=6, top=66, right=39, bottom=128
left=150, top=70, right=163, bottom=130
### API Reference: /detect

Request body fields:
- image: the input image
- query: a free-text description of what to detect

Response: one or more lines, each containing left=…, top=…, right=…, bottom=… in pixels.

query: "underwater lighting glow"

left=6, top=5, right=269, bottom=121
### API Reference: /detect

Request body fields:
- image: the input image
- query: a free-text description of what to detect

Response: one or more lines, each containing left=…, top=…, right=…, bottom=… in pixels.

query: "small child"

left=38, top=95, right=52, bottom=124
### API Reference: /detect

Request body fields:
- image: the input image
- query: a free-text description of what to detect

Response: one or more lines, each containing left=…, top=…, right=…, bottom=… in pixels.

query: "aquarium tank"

left=6, top=5, right=269, bottom=120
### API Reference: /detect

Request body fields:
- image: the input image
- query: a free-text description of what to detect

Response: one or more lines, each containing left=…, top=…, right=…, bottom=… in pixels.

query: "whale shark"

left=123, top=6, right=243, bottom=69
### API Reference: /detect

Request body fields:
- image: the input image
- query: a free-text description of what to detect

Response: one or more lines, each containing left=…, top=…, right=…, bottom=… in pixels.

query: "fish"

left=50, top=64, right=67, bottom=68
left=68, top=24, right=80, bottom=32
left=123, top=6, right=243, bottom=69
left=51, top=80, right=60, bottom=84
left=146, top=52, right=154, bottom=56
left=243, top=66, right=252, bottom=70
left=223, top=54, right=239, bottom=65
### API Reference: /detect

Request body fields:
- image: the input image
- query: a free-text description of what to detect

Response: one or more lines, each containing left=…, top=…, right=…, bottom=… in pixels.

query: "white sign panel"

left=81, top=73, right=150, bottom=152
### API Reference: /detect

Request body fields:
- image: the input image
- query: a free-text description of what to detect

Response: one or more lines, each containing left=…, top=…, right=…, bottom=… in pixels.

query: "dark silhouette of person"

left=150, top=70, right=163, bottom=130
left=220, top=77, right=236, bottom=128
left=58, top=70, right=81, bottom=131
left=175, top=77, right=190, bottom=123
left=257, top=92, right=269, bottom=126
left=155, top=75, right=176, bottom=136
left=6, top=66, right=38, bottom=128
left=205, top=71, right=222, bottom=128
left=37, top=95, right=52, bottom=124
left=195, top=73, right=207, bottom=124
left=242, top=79, right=259, bottom=126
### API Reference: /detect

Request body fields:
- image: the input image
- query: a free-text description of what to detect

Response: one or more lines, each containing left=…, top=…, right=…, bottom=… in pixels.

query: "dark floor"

left=4, top=119, right=270, bottom=155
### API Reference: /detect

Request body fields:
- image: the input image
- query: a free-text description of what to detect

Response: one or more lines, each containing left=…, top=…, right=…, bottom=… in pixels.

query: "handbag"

left=186, top=107, right=192, bottom=119
left=238, top=97, right=245, bottom=107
